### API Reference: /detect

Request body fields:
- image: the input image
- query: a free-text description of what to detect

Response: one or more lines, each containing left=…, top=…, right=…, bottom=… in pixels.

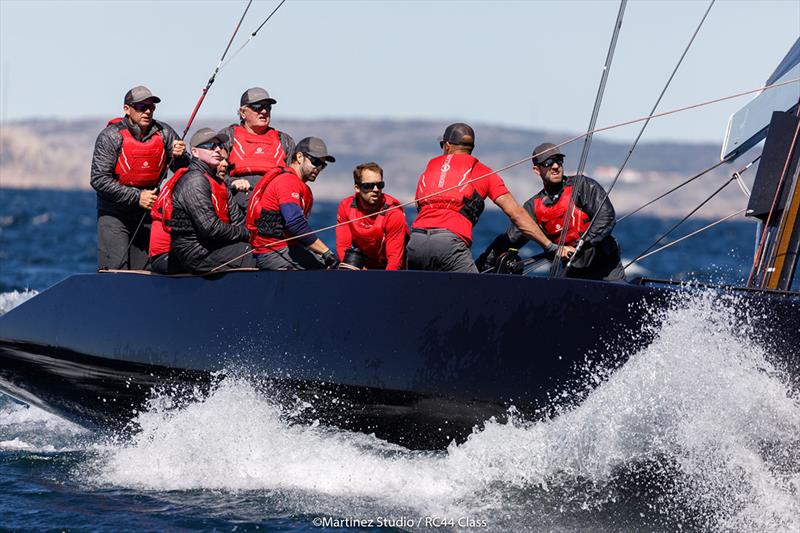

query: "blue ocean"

left=1, top=188, right=798, bottom=532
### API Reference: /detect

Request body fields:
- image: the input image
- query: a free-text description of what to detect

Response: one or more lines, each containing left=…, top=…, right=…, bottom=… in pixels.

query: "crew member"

left=247, top=137, right=338, bottom=270
left=477, top=143, right=625, bottom=280
left=149, top=147, right=234, bottom=274
left=335, top=162, right=408, bottom=270
left=220, top=87, right=295, bottom=209
left=168, top=128, right=255, bottom=273
left=90, top=85, right=189, bottom=270
left=408, top=123, right=571, bottom=272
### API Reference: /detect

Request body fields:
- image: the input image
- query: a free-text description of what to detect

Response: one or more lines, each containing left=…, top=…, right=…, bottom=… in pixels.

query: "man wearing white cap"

left=90, top=85, right=189, bottom=270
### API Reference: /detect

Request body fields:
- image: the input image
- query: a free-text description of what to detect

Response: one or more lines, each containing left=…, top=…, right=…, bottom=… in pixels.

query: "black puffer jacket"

left=169, top=159, right=248, bottom=272
left=90, top=117, right=190, bottom=216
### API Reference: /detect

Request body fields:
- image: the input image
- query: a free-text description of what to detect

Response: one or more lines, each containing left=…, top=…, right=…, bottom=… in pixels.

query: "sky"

left=0, top=0, right=798, bottom=144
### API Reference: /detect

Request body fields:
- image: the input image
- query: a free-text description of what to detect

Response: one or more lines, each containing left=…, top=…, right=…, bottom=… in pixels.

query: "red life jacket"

left=533, top=184, right=590, bottom=246
left=109, top=117, right=166, bottom=188
left=342, top=194, right=406, bottom=269
left=148, top=168, right=230, bottom=257
left=245, top=166, right=290, bottom=234
left=229, top=125, right=286, bottom=176
left=416, top=154, right=485, bottom=225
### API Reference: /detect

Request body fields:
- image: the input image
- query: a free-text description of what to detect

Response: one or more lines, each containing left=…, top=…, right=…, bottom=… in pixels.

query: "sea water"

left=1, top=188, right=798, bottom=531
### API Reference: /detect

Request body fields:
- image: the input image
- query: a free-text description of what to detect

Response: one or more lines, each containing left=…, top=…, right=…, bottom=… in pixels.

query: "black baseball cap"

left=532, top=143, right=565, bottom=164
left=294, top=137, right=335, bottom=162
left=240, top=87, right=277, bottom=106
left=189, top=128, right=229, bottom=149
left=440, top=122, right=475, bottom=148
left=124, top=85, right=161, bottom=105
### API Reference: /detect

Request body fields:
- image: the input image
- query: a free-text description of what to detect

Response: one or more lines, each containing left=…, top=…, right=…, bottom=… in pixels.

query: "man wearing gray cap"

left=166, top=128, right=255, bottom=274
left=246, top=137, right=338, bottom=270
left=90, top=85, right=189, bottom=270
left=408, top=123, right=567, bottom=273
left=477, top=142, right=625, bottom=280
left=219, top=87, right=295, bottom=210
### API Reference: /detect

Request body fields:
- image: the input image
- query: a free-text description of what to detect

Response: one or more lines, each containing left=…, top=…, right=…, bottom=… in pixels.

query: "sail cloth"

left=767, top=37, right=800, bottom=85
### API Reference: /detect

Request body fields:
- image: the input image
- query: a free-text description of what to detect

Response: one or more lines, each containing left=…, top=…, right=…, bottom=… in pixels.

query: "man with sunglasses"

left=166, top=128, right=255, bottom=274
left=477, top=143, right=625, bottom=280
left=335, top=162, right=409, bottom=270
left=91, top=85, right=189, bottom=270
left=408, top=123, right=567, bottom=273
left=220, top=87, right=296, bottom=210
left=247, top=137, right=338, bottom=270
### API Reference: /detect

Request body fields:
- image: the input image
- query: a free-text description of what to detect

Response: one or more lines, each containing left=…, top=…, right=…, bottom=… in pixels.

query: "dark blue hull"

left=1, top=271, right=798, bottom=449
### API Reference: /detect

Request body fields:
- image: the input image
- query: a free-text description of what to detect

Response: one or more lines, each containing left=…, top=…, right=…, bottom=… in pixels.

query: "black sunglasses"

left=247, top=102, right=272, bottom=113
left=130, top=102, right=156, bottom=112
left=538, top=156, right=564, bottom=167
left=305, top=154, right=327, bottom=169
left=358, top=181, right=385, bottom=192
left=196, top=142, right=222, bottom=150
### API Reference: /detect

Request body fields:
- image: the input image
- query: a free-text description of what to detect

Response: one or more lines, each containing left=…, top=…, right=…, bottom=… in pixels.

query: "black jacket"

left=482, top=175, right=620, bottom=271
left=90, top=117, right=190, bottom=217
left=169, top=159, right=248, bottom=272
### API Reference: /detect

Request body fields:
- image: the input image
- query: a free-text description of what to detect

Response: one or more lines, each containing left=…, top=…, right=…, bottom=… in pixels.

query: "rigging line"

left=732, top=155, right=759, bottom=198
left=551, top=0, right=627, bottom=278
left=745, top=105, right=800, bottom=287
left=204, top=77, right=800, bottom=274
left=567, top=0, right=715, bottom=271
left=631, top=208, right=746, bottom=264
left=617, top=158, right=730, bottom=222
left=218, top=0, right=288, bottom=73
left=182, top=0, right=254, bottom=139
left=624, top=176, right=737, bottom=269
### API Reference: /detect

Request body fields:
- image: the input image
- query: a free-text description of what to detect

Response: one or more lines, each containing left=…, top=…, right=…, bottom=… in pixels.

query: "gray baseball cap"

left=124, top=85, right=161, bottom=105
left=240, top=87, right=277, bottom=106
left=532, top=143, right=565, bottom=164
left=295, top=137, right=335, bottom=162
left=440, top=122, right=475, bottom=148
left=189, top=128, right=229, bottom=149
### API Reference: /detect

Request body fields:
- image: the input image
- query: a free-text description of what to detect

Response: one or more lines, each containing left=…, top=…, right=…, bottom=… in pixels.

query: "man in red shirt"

left=247, top=137, right=338, bottom=270
left=408, top=123, right=572, bottom=272
left=336, top=162, right=409, bottom=270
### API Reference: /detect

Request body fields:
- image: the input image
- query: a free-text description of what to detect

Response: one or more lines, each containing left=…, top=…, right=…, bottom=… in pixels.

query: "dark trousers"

left=255, top=245, right=325, bottom=271
left=97, top=213, right=150, bottom=270
left=406, top=229, right=479, bottom=273
left=175, top=242, right=256, bottom=274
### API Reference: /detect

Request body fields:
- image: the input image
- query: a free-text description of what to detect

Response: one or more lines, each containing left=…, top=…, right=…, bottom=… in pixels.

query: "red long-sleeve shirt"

left=336, top=193, right=409, bottom=270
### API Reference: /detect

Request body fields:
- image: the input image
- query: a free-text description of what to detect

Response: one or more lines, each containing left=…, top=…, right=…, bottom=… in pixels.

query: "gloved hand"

left=475, top=248, right=497, bottom=273
left=321, top=249, right=339, bottom=269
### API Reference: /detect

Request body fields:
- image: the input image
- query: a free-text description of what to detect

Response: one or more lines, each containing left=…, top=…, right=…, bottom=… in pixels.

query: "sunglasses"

left=358, top=181, right=385, bottom=192
left=247, top=102, right=272, bottom=113
left=130, top=102, right=156, bottom=112
left=305, top=154, right=327, bottom=169
left=538, top=156, right=564, bottom=168
left=196, top=142, right=222, bottom=150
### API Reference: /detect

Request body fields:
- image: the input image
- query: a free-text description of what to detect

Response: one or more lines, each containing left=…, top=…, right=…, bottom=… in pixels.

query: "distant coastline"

left=0, top=117, right=748, bottom=218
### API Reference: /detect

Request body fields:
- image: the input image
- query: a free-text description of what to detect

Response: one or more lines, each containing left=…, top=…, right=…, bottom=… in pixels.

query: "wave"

left=69, top=291, right=799, bottom=531
left=0, top=289, right=38, bottom=315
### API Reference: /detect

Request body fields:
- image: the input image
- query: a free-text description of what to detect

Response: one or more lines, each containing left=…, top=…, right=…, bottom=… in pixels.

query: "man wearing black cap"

left=477, top=142, right=625, bottom=280
left=408, top=123, right=568, bottom=273
left=90, top=85, right=189, bottom=270
left=219, top=87, right=296, bottom=210
left=167, top=128, right=255, bottom=274
left=246, top=137, right=338, bottom=270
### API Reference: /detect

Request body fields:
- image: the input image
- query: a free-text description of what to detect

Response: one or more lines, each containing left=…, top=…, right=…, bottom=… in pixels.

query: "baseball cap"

left=124, top=85, right=161, bottom=105
left=189, top=128, right=229, bottom=149
left=294, top=137, right=336, bottom=162
left=240, top=87, right=277, bottom=106
left=532, top=143, right=565, bottom=164
left=440, top=123, right=475, bottom=147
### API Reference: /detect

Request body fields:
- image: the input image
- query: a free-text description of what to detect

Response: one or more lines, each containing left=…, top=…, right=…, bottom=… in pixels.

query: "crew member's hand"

left=321, top=249, right=339, bottom=269
left=559, top=245, right=577, bottom=261
left=172, top=140, right=186, bottom=158
left=475, top=248, right=497, bottom=273
left=139, top=189, right=157, bottom=210
left=231, top=179, right=251, bottom=192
